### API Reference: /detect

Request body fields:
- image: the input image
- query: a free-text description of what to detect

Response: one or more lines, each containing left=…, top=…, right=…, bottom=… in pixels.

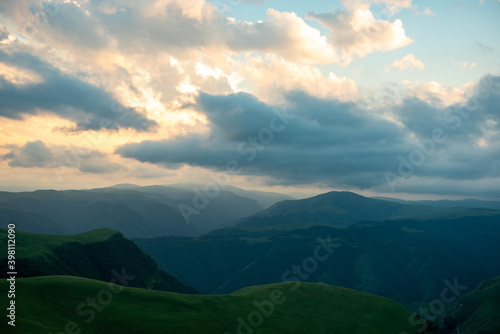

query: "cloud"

left=386, top=53, right=424, bottom=71
left=193, top=90, right=400, bottom=148
left=225, top=9, right=340, bottom=64
left=40, top=1, right=111, bottom=50
left=78, top=155, right=126, bottom=174
left=395, top=75, right=500, bottom=143
left=2, top=140, right=126, bottom=174
left=0, top=61, right=43, bottom=85
left=1, top=0, right=498, bottom=198
left=368, top=0, right=413, bottom=12
left=417, top=8, right=435, bottom=15
left=308, top=3, right=413, bottom=64
left=19, top=0, right=337, bottom=64
left=239, top=55, right=358, bottom=103
left=116, top=75, right=500, bottom=196
left=0, top=25, right=9, bottom=41
left=2, top=140, right=52, bottom=167
left=452, top=58, right=478, bottom=69
left=476, top=41, right=494, bottom=53
left=104, top=2, right=340, bottom=64
left=403, top=81, right=472, bottom=107
left=0, top=50, right=157, bottom=132
left=239, top=0, right=268, bottom=4
left=2, top=0, right=412, bottom=66
left=338, top=0, right=413, bottom=13
left=117, top=90, right=408, bottom=189
left=116, top=134, right=235, bottom=170
left=479, top=0, right=500, bottom=5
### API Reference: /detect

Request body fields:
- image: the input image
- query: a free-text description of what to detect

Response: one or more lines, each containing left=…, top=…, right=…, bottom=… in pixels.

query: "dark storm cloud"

left=116, top=134, right=237, bottom=170
left=2, top=140, right=52, bottom=168
left=197, top=91, right=404, bottom=148
left=117, top=90, right=411, bottom=189
left=0, top=50, right=157, bottom=132
left=2, top=140, right=126, bottom=174
left=116, top=75, right=500, bottom=195
left=396, top=75, right=500, bottom=141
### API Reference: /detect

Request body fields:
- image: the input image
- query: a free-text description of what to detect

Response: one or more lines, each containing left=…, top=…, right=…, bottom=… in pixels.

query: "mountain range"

left=132, top=190, right=500, bottom=311
left=0, top=184, right=292, bottom=238
left=233, top=190, right=498, bottom=231
left=2, top=184, right=499, bottom=333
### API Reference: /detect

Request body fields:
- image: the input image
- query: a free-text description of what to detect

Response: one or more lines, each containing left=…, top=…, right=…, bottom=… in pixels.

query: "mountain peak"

left=234, top=190, right=447, bottom=231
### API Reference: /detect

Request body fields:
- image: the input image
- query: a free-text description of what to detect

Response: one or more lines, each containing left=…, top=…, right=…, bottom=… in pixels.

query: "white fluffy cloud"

left=386, top=53, right=425, bottom=72
left=370, top=0, right=413, bottom=13
left=239, top=55, right=358, bottom=103
left=343, top=0, right=413, bottom=13
left=226, top=9, right=340, bottom=64
left=3, top=0, right=415, bottom=67
left=403, top=80, right=474, bottom=107
left=308, top=3, right=413, bottom=64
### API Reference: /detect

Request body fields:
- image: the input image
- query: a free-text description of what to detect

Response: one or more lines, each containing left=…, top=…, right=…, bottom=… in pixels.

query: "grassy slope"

left=447, top=276, right=500, bottom=333
left=0, top=228, right=198, bottom=294
left=1, top=276, right=423, bottom=334
left=0, top=227, right=119, bottom=259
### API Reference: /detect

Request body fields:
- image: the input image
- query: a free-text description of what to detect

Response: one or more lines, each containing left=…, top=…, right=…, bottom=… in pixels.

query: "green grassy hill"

left=0, top=276, right=428, bottom=334
left=0, top=228, right=198, bottom=294
left=442, top=276, right=500, bottom=333
left=0, top=227, right=119, bottom=259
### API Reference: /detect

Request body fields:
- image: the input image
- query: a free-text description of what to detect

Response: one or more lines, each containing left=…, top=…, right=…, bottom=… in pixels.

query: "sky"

left=0, top=0, right=499, bottom=200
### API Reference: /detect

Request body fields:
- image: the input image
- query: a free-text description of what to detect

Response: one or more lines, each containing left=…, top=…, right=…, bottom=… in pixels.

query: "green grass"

left=448, top=276, right=500, bottom=333
left=1, top=276, right=423, bottom=334
left=0, top=228, right=120, bottom=259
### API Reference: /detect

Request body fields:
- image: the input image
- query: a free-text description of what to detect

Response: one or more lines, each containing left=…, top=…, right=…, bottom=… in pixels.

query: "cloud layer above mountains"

left=0, top=0, right=499, bottom=198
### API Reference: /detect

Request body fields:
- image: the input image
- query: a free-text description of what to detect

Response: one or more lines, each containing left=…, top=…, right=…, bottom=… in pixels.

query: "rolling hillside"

left=134, top=215, right=500, bottom=307
left=0, top=228, right=198, bottom=294
left=0, top=276, right=429, bottom=334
